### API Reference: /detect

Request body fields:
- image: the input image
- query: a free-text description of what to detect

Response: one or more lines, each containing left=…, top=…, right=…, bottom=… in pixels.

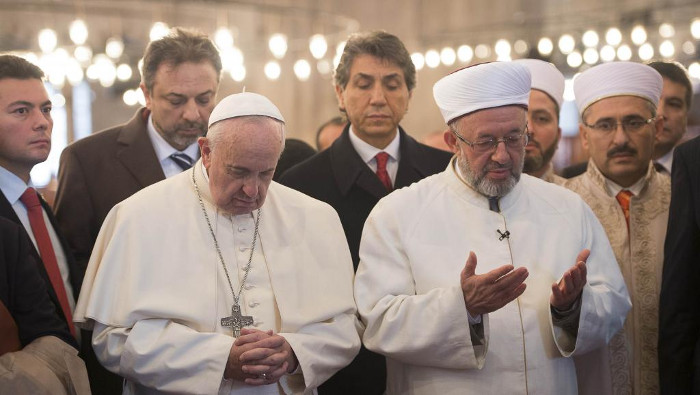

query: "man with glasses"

left=563, top=61, right=668, bottom=394
left=354, top=62, right=630, bottom=394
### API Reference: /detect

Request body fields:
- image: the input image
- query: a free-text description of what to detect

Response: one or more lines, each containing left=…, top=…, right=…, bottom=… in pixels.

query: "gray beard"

left=458, top=153, right=524, bottom=197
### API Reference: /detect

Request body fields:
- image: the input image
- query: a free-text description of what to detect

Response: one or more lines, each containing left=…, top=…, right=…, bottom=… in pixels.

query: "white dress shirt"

left=348, top=126, right=401, bottom=186
left=146, top=114, right=201, bottom=178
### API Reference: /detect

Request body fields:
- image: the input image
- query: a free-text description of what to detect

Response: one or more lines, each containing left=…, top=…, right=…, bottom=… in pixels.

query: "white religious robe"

left=74, top=160, right=361, bottom=395
left=354, top=159, right=631, bottom=394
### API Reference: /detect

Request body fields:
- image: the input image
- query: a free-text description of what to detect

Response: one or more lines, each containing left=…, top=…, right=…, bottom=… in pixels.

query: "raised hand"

left=550, top=249, right=589, bottom=310
left=461, top=251, right=529, bottom=316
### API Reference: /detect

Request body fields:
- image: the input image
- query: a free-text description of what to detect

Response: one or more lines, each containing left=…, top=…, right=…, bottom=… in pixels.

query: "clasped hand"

left=224, top=328, right=297, bottom=386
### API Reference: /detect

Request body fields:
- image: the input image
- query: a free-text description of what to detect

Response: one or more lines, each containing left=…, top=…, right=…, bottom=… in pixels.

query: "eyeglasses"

left=583, top=117, right=655, bottom=134
left=452, top=126, right=529, bottom=155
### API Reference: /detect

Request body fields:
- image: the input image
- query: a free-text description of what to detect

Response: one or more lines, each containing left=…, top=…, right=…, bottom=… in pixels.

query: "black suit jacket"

left=54, top=108, right=165, bottom=271
left=279, top=126, right=453, bottom=395
left=659, top=136, right=700, bottom=395
left=0, top=190, right=83, bottom=327
left=0, top=216, right=75, bottom=349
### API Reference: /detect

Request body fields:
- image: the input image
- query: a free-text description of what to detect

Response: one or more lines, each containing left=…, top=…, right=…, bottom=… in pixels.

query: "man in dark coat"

left=659, top=135, right=700, bottom=394
left=280, top=31, right=452, bottom=395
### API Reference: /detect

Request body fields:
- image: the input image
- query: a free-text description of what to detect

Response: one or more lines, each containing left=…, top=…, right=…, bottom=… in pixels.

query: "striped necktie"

left=170, top=153, right=193, bottom=171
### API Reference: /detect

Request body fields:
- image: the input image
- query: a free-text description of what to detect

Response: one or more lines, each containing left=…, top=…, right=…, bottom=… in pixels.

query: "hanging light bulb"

left=294, top=59, right=311, bottom=81
left=264, top=61, right=281, bottom=80
left=582, top=30, right=599, bottom=48
left=558, top=34, right=576, bottom=54
left=215, top=27, right=234, bottom=49
left=425, top=49, right=440, bottom=68
left=316, top=60, right=331, bottom=75
left=659, top=40, right=675, bottom=58
left=600, top=45, right=616, bottom=62
left=566, top=51, right=583, bottom=68
left=230, top=64, right=246, bottom=82
left=440, top=47, right=456, bottom=66
left=74, top=45, right=93, bottom=64
left=659, top=23, right=675, bottom=38
left=411, top=52, right=425, bottom=70
left=149, top=22, right=169, bottom=41
left=116, top=64, right=133, bottom=81
left=268, top=34, right=288, bottom=59
left=494, top=39, right=511, bottom=58
left=105, top=37, right=124, bottom=59
left=617, top=45, right=632, bottom=61
left=474, top=44, right=490, bottom=59
left=537, top=37, right=553, bottom=56
left=69, top=19, right=88, bottom=45
left=638, top=43, right=654, bottom=61
left=309, top=34, right=328, bottom=60
left=457, top=45, right=473, bottom=62
left=123, top=89, right=139, bottom=106
left=583, top=48, right=599, bottom=64
left=605, top=28, right=622, bottom=46
left=688, top=62, right=700, bottom=79
left=630, top=25, right=647, bottom=46
left=38, top=29, right=57, bottom=53
left=691, top=19, right=700, bottom=39
left=514, top=40, right=528, bottom=55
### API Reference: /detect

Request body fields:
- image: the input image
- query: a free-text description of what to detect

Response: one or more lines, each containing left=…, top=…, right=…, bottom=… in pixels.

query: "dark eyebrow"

left=7, top=100, right=51, bottom=109
left=381, top=73, right=402, bottom=82
left=165, top=90, right=215, bottom=99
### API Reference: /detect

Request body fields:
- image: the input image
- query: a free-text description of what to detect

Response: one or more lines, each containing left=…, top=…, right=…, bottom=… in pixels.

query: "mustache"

left=177, top=121, right=207, bottom=132
left=484, top=161, right=512, bottom=172
left=607, top=144, right=637, bottom=158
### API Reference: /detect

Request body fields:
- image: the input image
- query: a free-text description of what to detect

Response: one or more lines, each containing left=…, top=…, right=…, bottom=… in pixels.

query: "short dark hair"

left=0, top=54, right=44, bottom=81
left=647, top=60, right=693, bottom=109
left=141, top=27, right=222, bottom=92
left=334, top=31, right=416, bottom=91
left=315, top=116, right=346, bottom=149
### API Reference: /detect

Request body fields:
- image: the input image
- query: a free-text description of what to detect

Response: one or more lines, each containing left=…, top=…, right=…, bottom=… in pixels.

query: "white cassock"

left=74, top=160, right=361, bottom=395
left=354, top=159, right=631, bottom=394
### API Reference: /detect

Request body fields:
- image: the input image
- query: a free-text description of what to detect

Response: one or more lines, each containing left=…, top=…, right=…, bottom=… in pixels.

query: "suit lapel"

left=116, top=109, right=166, bottom=188
left=330, top=127, right=389, bottom=199
left=395, top=128, right=430, bottom=188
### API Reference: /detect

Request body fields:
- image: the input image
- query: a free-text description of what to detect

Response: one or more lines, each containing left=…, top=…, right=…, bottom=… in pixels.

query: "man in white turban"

left=563, top=61, right=668, bottom=394
left=74, top=92, right=361, bottom=394
left=353, top=61, right=631, bottom=394
left=514, top=59, right=566, bottom=184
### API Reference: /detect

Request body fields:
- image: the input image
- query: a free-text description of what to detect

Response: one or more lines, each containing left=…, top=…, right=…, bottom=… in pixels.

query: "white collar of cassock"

left=448, top=156, right=525, bottom=212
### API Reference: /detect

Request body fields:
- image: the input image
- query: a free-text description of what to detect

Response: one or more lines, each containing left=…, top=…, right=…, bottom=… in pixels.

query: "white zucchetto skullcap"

left=208, top=92, right=285, bottom=128
left=573, top=61, right=663, bottom=115
left=513, top=59, right=565, bottom=109
left=433, top=62, right=531, bottom=124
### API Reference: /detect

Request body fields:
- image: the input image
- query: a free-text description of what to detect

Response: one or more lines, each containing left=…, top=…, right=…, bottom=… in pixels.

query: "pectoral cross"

left=221, top=304, right=253, bottom=337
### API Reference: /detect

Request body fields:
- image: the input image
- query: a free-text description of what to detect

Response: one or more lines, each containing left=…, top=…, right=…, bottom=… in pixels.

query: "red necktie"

left=375, top=152, right=393, bottom=192
left=616, top=189, right=633, bottom=230
left=19, top=188, right=76, bottom=337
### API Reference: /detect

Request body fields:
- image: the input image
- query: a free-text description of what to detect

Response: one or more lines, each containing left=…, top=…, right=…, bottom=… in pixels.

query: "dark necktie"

left=488, top=196, right=500, bottom=213
left=170, top=153, right=193, bottom=171
left=375, top=152, right=393, bottom=192
left=19, top=188, right=76, bottom=337
left=616, top=189, right=633, bottom=229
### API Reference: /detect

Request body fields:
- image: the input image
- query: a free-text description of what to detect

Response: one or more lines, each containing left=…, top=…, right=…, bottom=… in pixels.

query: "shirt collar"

left=146, top=114, right=200, bottom=162
left=0, top=165, right=32, bottom=205
left=603, top=170, right=647, bottom=197
left=655, top=147, right=674, bottom=173
left=347, top=125, right=401, bottom=164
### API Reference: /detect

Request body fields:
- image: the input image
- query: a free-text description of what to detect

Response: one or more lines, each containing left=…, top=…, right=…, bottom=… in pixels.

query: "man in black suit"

left=659, top=135, right=700, bottom=394
left=0, top=54, right=82, bottom=340
left=280, top=31, right=452, bottom=395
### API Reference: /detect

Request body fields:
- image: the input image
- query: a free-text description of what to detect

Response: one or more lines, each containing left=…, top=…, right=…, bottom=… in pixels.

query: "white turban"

left=573, top=61, right=663, bottom=115
left=208, top=92, right=285, bottom=128
left=514, top=59, right=565, bottom=109
left=433, top=62, right=531, bottom=124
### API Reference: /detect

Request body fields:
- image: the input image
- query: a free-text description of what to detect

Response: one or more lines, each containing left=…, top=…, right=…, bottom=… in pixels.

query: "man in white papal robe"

left=354, top=62, right=631, bottom=394
left=74, top=93, right=361, bottom=395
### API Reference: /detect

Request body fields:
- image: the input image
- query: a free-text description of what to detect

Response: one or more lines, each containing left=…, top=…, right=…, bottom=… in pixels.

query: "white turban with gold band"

left=513, top=58, right=565, bottom=109
left=433, top=61, right=531, bottom=124
left=208, top=92, right=285, bottom=128
left=573, top=61, right=663, bottom=115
